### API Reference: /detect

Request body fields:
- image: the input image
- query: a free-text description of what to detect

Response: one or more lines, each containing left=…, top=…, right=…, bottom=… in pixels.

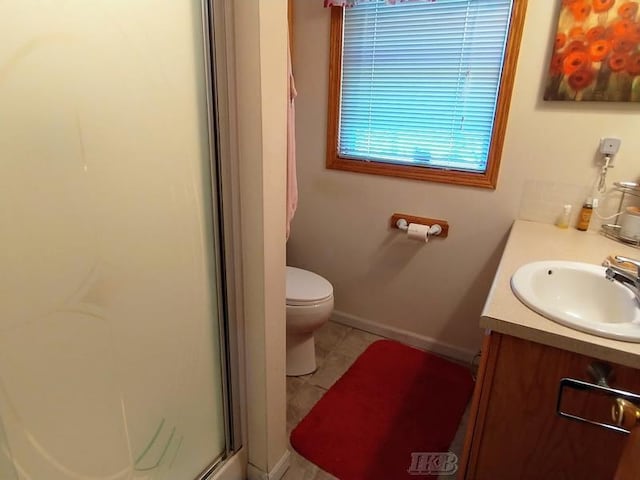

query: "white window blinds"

left=339, top=0, right=513, bottom=173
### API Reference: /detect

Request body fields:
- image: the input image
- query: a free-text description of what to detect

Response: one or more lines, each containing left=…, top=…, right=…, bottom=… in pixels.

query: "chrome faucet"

left=605, top=255, right=640, bottom=301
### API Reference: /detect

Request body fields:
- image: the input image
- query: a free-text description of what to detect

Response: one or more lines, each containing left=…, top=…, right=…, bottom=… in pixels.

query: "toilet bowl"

left=286, top=266, right=334, bottom=376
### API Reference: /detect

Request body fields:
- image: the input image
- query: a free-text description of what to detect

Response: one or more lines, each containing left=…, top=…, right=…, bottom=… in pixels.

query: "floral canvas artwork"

left=544, top=0, right=640, bottom=101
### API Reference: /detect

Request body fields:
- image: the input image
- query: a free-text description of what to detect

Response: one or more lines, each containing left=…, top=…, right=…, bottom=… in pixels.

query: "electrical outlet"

left=600, top=137, right=621, bottom=155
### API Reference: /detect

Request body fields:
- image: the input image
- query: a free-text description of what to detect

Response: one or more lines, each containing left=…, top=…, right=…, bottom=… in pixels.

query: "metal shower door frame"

left=197, top=0, right=245, bottom=478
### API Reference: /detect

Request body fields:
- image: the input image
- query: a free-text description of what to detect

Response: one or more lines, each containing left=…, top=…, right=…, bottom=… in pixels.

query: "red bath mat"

left=290, top=339, right=474, bottom=479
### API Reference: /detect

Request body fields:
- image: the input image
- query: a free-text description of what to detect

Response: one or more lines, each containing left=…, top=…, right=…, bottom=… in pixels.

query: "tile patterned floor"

left=282, top=321, right=471, bottom=480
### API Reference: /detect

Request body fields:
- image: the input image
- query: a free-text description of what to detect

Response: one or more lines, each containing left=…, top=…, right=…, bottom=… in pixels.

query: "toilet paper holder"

left=390, top=213, right=449, bottom=238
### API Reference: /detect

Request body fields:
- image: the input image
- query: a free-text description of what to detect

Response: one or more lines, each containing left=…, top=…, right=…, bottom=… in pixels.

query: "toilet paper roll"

left=407, top=223, right=430, bottom=243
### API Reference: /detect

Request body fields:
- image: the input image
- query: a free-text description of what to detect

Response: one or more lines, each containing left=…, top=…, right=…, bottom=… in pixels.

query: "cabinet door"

left=615, top=400, right=640, bottom=480
left=465, top=333, right=640, bottom=480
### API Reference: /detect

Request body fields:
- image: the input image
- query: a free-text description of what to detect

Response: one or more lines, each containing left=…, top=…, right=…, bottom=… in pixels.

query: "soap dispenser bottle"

left=576, top=198, right=593, bottom=231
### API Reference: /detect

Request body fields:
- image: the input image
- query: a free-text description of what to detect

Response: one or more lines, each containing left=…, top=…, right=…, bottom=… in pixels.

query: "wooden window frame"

left=325, top=1, right=528, bottom=189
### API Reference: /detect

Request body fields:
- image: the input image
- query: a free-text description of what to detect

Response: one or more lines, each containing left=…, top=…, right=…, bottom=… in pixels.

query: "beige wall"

left=289, top=1, right=640, bottom=358
left=232, top=0, right=289, bottom=477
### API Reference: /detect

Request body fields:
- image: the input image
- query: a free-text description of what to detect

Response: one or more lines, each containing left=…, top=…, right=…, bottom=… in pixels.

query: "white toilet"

left=286, top=266, right=334, bottom=376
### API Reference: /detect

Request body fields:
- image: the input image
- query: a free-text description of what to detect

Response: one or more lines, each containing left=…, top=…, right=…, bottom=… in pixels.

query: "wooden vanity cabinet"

left=459, top=332, right=640, bottom=480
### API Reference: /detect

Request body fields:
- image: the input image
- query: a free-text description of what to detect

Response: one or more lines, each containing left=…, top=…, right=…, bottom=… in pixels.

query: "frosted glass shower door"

left=0, top=2, right=228, bottom=479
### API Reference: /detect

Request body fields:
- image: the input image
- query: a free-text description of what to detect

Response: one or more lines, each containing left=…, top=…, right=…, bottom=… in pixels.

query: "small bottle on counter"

left=556, top=204, right=572, bottom=229
left=576, top=198, right=594, bottom=231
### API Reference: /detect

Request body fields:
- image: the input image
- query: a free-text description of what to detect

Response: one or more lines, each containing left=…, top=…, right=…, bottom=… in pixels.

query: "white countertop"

left=481, top=220, right=640, bottom=369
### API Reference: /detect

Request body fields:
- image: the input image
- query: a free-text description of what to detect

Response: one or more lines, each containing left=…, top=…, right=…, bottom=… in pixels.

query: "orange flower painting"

left=544, top=0, right=640, bottom=101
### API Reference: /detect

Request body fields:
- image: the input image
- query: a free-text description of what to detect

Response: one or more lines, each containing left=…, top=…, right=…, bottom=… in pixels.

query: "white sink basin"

left=511, top=261, right=640, bottom=342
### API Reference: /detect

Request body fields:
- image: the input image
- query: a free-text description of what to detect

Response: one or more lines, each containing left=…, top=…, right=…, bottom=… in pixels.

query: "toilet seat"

left=286, top=266, right=333, bottom=306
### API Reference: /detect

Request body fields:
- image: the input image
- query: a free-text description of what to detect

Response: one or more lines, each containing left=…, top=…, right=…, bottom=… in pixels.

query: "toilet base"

left=286, top=332, right=317, bottom=376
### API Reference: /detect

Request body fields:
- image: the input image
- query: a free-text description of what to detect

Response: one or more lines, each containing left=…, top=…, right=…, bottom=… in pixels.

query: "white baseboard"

left=247, top=449, right=291, bottom=480
left=331, top=310, right=477, bottom=364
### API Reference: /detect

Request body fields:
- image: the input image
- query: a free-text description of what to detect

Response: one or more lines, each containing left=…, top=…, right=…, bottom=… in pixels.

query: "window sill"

left=326, top=155, right=499, bottom=189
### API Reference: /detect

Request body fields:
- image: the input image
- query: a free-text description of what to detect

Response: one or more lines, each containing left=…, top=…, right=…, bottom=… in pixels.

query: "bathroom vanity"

left=459, top=221, right=640, bottom=479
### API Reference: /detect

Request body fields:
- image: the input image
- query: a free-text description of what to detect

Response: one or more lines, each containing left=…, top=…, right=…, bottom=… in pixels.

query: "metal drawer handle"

left=557, top=378, right=640, bottom=434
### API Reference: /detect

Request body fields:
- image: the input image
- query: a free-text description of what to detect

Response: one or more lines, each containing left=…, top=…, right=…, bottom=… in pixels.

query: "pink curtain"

left=324, top=0, right=435, bottom=6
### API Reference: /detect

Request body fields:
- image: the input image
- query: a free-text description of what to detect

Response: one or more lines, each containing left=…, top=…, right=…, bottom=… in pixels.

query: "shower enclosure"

left=0, top=1, right=238, bottom=478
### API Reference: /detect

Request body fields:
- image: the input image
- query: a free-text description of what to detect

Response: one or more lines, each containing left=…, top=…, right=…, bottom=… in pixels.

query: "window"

left=326, top=0, right=527, bottom=188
